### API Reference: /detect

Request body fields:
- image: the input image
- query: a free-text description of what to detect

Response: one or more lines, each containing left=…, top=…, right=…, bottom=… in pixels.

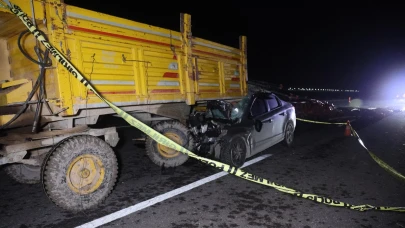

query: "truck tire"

left=4, top=151, right=47, bottom=184
left=42, top=135, right=118, bottom=212
left=4, top=164, right=41, bottom=184
left=284, top=120, right=295, bottom=147
left=145, top=120, right=193, bottom=168
left=220, top=135, right=247, bottom=168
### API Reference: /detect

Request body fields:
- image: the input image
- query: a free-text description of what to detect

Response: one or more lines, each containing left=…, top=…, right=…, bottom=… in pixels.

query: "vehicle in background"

left=289, top=98, right=344, bottom=121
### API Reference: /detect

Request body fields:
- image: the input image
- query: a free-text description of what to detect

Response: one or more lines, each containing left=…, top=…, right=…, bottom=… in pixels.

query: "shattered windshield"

left=230, top=96, right=250, bottom=120
left=206, top=96, right=250, bottom=121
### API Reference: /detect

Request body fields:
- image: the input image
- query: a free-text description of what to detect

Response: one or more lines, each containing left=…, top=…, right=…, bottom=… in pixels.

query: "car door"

left=250, top=96, right=274, bottom=155
left=265, top=95, right=286, bottom=144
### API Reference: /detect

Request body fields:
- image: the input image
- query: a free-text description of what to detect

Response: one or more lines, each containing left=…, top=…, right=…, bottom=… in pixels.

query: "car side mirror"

left=254, top=119, right=263, bottom=132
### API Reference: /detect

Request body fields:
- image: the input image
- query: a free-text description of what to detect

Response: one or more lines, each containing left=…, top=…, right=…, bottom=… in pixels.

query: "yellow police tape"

left=297, top=117, right=405, bottom=182
left=349, top=126, right=405, bottom=181
left=296, top=118, right=346, bottom=125
left=3, top=1, right=404, bottom=213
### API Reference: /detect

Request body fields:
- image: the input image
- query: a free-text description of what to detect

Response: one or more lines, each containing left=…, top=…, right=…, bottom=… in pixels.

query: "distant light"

left=403, top=93, right=405, bottom=98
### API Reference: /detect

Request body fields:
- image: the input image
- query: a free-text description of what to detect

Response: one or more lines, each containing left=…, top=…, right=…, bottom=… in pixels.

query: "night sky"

left=64, top=3, right=405, bottom=98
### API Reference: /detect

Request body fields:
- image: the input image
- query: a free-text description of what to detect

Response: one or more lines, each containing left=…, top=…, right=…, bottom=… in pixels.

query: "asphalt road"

left=1, top=112, right=405, bottom=228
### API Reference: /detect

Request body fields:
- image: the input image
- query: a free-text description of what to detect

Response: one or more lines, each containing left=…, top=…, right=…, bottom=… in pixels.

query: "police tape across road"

left=3, top=0, right=404, bottom=213
left=297, top=118, right=405, bottom=182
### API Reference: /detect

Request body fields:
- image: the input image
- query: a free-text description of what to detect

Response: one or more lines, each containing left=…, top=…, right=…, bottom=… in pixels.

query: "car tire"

left=145, top=120, right=193, bottom=168
left=284, top=120, right=295, bottom=147
left=220, top=135, right=247, bottom=168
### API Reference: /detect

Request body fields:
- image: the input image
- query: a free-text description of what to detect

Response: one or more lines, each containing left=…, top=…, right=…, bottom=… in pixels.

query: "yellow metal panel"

left=66, top=4, right=183, bottom=47
left=148, top=86, right=179, bottom=91
left=181, top=13, right=195, bottom=105
left=8, top=31, right=40, bottom=81
left=0, top=1, right=247, bottom=118
left=68, top=37, right=138, bottom=106
left=218, top=62, right=225, bottom=94
left=64, top=37, right=82, bottom=99
left=5, top=21, right=60, bottom=104
left=80, top=42, right=132, bottom=54
left=0, top=80, right=32, bottom=105
left=195, top=58, right=221, bottom=96
left=144, top=51, right=175, bottom=59
left=176, top=54, right=185, bottom=94
left=82, top=63, right=134, bottom=75
left=0, top=115, right=13, bottom=125
left=223, top=62, right=242, bottom=94
left=239, top=36, right=248, bottom=94
left=129, top=48, right=142, bottom=99
left=137, top=49, right=148, bottom=96
left=143, top=48, right=182, bottom=96
left=0, top=40, right=11, bottom=82
left=0, top=78, right=28, bottom=88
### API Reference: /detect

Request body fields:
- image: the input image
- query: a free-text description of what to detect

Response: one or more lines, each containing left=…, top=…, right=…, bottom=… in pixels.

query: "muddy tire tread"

left=145, top=120, right=193, bottom=168
left=43, top=135, right=118, bottom=212
left=4, top=164, right=41, bottom=184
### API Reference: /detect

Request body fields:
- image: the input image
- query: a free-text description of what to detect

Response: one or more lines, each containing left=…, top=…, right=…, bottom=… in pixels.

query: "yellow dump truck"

left=0, top=0, right=247, bottom=211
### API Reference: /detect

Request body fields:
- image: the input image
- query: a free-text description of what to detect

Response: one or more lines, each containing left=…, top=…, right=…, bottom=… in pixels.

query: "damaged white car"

left=189, top=92, right=297, bottom=167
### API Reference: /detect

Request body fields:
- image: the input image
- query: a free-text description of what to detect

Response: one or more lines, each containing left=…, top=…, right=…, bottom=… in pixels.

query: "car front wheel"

left=220, top=135, right=247, bottom=168
left=284, top=121, right=295, bottom=147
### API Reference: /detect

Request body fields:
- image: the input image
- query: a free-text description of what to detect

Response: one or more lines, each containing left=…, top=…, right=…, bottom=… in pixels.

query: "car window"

left=251, top=98, right=267, bottom=117
left=266, top=97, right=280, bottom=110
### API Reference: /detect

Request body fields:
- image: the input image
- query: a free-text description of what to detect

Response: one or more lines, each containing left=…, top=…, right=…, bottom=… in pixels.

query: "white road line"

left=75, top=154, right=272, bottom=228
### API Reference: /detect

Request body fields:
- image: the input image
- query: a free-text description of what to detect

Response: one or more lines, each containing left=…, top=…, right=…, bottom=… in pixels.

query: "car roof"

left=253, top=92, right=274, bottom=98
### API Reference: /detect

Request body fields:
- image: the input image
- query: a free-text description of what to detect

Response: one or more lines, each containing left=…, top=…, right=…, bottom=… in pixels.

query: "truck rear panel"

left=0, top=0, right=247, bottom=123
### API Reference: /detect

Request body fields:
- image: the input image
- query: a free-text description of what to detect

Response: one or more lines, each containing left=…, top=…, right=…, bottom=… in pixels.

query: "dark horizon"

left=63, top=3, right=405, bottom=99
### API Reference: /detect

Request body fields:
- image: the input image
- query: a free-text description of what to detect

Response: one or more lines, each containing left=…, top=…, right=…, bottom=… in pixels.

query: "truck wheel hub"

left=66, top=154, right=105, bottom=194
left=157, top=132, right=183, bottom=158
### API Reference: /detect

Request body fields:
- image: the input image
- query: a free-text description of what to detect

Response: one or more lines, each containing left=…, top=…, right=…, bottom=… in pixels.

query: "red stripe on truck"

left=163, top=72, right=179, bottom=78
